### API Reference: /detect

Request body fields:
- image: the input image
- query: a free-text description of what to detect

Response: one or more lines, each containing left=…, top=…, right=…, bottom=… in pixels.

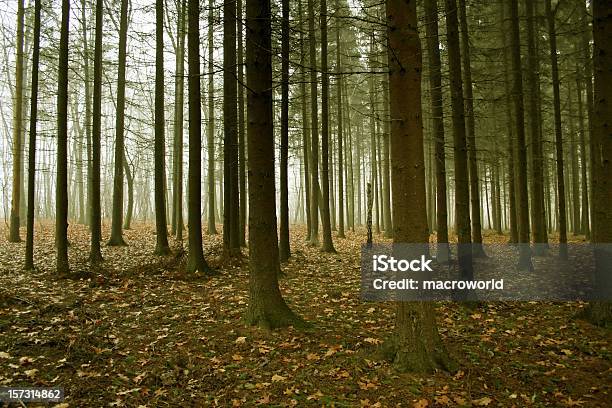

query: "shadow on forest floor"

left=0, top=222, right=610, bottom=407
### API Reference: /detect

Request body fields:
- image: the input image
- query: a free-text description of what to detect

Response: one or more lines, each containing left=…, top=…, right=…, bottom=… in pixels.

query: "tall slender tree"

left=308, top=0, right=320, bottom=245
left=187, top=0, right=215, bottom=275
left=24, top=0, right=42, bottom=270
left=510, top=0, right=533, bottom=269
left=300, top=0, right=312, bottom=241
left=108, top=0, right=129, bottom=246
left=424, top=0, right=449, bottom=263
left=56, top=0, right=70, bottom=275
left=279, top=0, right=291, bottom=260
left=224, top=0, right=240, bottom=256
left=90, top=0, right=104, bottom=264
left=524, top=0, right=548, bottom=253
left=335, top=0, right=345, bottom=239
left=154, top=0, right=171, bottom=255
left=245, top=0, right=302, bottom=328
left=238, top=0, right=247, bottom=246
left=545, top=0, right=567, bottom=260
left=445, top=0, right=472, bottom=277
left=9, top=0, right=25, bottom=243
left=457, top=0, right=486, bottom=257
left=207, top=0, right=218, bottom=235
left=384, top=0, right=454, bottom=372
left=320, top=0, right=336, bottom=252
left=172, top=0, right=186, bottom=241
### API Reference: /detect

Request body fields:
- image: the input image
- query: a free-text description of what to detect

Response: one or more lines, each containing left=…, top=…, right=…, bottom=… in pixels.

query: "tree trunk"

left=524, top=0, right=548, bottom=253
left=510, top=0, right=533, bottom=269
left=500, top=3, right=518, bottom=244
left=279, top=0, right=291, bottom=260
left=207, top=0, right=218, bottom=235
left=9, top=0, right=25, bottom=242
left=89, top=0, right=104, bottom=264
left=187, top=0, right=214, bottom=275
left=308, top=0, right=320, bottom=245
left=383, top=0, right=454, bottom=372
left=173, top=0, right=186, bottom=241
left=582, top=0, right=612, bottom=327
left=458, top=0, right=486, bottom=257
left=576, top=72, right=590, bottom=238
left=445, top=0, right=473, bottom=277
left=545, top=0, right=567, bottom=259
left=424, top=0, right=449, bottom=262
left=335, top=0, right=345, bottom=238
left=24, top=0, right=41, bottom=270
left=238, top=0, right=246, bottom=246
left=245, top=0, right=303, bottom=328
left=108, top=0, right=129, bottom=246
left=320, top=0, right=336, bottom=252
left=382, top=75, right=392, bottom=238
left=123, top=153, right=133, bottom=230
left=154, top=0, right=171, bottom=255
left=56, top=0, right=70, bottom=274
left=299, top=0, right=312, bottom=241
left=223, top=0, right=240, bottom=256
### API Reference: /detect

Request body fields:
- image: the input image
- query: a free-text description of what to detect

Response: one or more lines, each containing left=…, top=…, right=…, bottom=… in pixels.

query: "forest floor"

left=0, top=222, right=610, bottom=407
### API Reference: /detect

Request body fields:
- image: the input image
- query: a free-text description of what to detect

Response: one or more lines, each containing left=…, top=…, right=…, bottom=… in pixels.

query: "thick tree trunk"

left=56, top=0, right=70, bottom=274
left=583, top=0, right=612, bottom=327
left=383, top=0, right=454, bottom=373
left=510, top=0, right=533, bottom=269
left=24, top=0, right=41, bottom=270
left=445, top=0, right=473, bottom=277
left=187, top=0, right=214, bottom=275
left=245, top=0, right=303, bottom=328
left=108, top=0, right=129, bottom=246
left=9, top=0, right=25, bottom=242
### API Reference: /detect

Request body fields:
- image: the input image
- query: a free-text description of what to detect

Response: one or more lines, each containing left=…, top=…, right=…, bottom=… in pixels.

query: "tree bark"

left=187, top=0, right=214, bottom=275
left=223, top=0, right=240, bottom=256
left=154, top=0, right=171, bottom=255
left=445, top=0, right=473, bottom=277
left=56, top=0, right=70, bottom=274
left=457, top=0, right=486, bottom=257
left=308, top=0, right=320, bottom=245
left=245, top=0, right=303, bottom=328
left=9, top=0, right=25, bottom=242
left=424, top=0, right=449, bottom=262
left=524, top=0, right=548, bottom=253
left=24, top=0, right=41, bottom=270
left=108, top=0, right=129, bottom=246
left=279, top=0, right=291, bottom=260
left=510, top=0, right=533, bottom=269
left=238, top=0, right=247, bottom=246
left=545, top=0, right=567, bottom=260
left=320, top=0, right=336, bottom=252
left=207, top=0, right=218, bottom=235
left=383, top=0, right=454, bottom=373
left=335, top=0, right=345, bottom=238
